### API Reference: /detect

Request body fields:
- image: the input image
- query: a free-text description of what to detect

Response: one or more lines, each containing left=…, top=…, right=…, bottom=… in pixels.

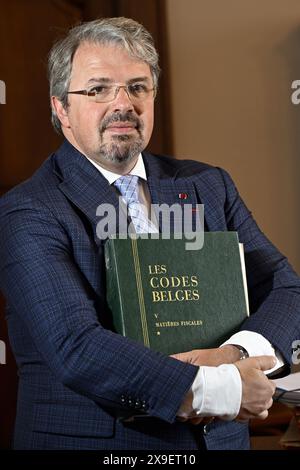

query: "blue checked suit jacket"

left=1, top=139, right=300, bottom=450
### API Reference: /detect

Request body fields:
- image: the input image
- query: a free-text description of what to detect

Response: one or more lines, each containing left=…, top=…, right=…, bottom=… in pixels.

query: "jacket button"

left=141, top=401, right=147, bottom=410
left=120, top=395, right=126, bottom=405
left=128, top=397, right=134, bottom=407
left=134, top=399, right=141, bottom=409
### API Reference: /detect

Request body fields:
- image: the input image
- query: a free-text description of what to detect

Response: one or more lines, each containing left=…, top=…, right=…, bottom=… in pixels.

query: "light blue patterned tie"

left=114, top=175, right=158, bottom=233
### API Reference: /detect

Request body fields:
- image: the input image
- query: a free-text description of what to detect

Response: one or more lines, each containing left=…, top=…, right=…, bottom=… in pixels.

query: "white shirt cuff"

left=177, top=364, right=242, bottom=421
left=221, top=330, right=284, bottom=375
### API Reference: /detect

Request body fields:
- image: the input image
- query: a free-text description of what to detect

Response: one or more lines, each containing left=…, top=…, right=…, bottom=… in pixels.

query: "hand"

left=171, top=344, right=241, bottom=367
left=173, top=346, right=241, bottom=425
left=234, top=355, right=276, bottom=422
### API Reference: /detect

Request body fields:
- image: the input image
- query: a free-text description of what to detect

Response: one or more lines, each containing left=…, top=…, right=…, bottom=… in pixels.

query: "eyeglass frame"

left=67, top=83, right=157, bottom=103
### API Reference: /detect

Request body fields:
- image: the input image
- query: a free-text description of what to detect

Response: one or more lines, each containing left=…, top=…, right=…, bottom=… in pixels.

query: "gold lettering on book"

left=154, top=320, right=203, bottom=328
left=148, top=264, right=167, bottom=275
left=155, top=321, right=180, bottom=327
left=180, top=320, right=203, bottom=326
left=148, top=265, right=200, bottom=303
left=152, top=289, right=199, bottom=302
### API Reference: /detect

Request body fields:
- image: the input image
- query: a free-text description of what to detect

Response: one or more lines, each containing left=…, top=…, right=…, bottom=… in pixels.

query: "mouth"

left=105, top=122, right=137, bottom=134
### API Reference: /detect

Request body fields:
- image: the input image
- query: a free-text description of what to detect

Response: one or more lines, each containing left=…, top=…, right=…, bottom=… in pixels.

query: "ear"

left=51, top=96, right=70, bottom=129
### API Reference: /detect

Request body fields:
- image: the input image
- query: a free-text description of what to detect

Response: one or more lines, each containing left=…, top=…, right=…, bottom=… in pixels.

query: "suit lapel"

left=53, top=140, right=121, bottom=246
left=143, top=152, right=203, bottom=233
left=143, top=152, right=225, bottom=231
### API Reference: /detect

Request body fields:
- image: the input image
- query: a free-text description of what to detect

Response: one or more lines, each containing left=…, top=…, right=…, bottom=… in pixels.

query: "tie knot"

left=114, top=175, right=139, bottom=204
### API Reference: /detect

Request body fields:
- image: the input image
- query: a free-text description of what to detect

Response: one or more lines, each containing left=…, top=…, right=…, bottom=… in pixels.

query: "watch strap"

left=231, top=344, right=249, bottom=360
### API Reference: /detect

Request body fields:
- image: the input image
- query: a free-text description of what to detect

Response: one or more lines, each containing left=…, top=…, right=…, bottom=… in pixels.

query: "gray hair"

left=48, top=17, right=160, bottom=134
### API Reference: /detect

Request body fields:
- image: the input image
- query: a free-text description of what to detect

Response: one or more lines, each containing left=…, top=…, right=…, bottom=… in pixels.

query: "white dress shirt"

left=86, top=154, right=283, bottom=420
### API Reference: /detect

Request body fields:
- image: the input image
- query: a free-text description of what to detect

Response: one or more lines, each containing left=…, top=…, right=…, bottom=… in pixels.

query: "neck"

left=87, top=154, right=139, bottom=175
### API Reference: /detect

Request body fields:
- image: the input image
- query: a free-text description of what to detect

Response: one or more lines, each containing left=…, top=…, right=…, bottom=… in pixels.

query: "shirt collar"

left=86, top=153, right=147, bottom=185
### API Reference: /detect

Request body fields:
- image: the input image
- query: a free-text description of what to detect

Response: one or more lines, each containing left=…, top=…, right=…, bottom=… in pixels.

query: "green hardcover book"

left=104, top=232, right=249, bottom=355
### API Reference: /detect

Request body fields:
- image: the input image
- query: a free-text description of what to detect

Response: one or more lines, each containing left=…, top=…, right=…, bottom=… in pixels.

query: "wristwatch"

left=231, top=344, right=249, bottom=361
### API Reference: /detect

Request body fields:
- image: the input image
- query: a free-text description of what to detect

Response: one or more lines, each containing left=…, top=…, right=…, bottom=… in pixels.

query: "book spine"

left=105, top=241, right=126, bottom=336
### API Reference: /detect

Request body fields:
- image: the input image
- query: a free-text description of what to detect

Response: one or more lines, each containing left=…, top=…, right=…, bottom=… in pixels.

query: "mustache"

left=100, top=112, right=142, bottom=133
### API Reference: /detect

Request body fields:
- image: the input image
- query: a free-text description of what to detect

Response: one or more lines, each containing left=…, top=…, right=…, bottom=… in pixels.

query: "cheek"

left=69, top=102, right=106, bottom=132
left=142, top=105, right=154, bottom=136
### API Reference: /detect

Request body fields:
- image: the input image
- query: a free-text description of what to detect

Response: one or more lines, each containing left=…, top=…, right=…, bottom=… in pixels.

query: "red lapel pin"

left=178, top=193, right=188, bottom=200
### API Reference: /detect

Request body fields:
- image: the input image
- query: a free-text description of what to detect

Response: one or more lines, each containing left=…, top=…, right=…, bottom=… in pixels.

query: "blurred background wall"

left=166, top=0, right=300, bottom=274
left=0, top=0, right=300, bottom=448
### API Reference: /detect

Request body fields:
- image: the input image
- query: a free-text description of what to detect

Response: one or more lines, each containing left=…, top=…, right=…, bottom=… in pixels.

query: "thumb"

left=244, top=355, right=277, bottom=371
left=170, top=351, right=190, bottom=362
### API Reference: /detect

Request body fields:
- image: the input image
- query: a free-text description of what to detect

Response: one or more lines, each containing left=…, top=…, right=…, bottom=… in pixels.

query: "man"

left=0, top=17, right=299, bottom=450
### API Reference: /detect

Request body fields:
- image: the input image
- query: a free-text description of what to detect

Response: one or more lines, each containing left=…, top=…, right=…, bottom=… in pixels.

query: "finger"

left=236, top=410, right=267, bottom=421
left=245, top=355, right=277, bottom=372
left=255, top=409, right=269, bottom=420
left=236, top=408, right=269, bottom=421
left=170, top=352, right=187, bottom=361
left=266, top=398, right=273, bottom=410
left=189, top=418, right=204, bottom=425
left=176, top=416, right=188, bottom=422
left=269, top=380, right=277, bottom=394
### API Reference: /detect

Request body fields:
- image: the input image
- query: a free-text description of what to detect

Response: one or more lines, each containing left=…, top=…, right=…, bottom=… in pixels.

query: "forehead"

left=70, top=42, right=152, bottom=84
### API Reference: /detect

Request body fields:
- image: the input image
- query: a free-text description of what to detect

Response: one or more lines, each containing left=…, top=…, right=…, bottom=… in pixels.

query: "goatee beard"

left=98, top=111, right=145, bottom=164
left=98, top=136, right=145, bottom=164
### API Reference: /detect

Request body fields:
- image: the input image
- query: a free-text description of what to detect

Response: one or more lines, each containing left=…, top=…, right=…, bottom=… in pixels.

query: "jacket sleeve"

left=219, top=168, right=300, bottom=364
left=0, top=195, right=198, bottom=423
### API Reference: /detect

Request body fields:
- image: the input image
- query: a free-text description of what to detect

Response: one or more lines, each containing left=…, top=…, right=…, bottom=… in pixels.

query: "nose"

left=112, top=86, right=134, bottom=112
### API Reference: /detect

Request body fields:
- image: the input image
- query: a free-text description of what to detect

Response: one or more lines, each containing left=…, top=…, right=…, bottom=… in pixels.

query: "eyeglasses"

left=67, top=83, right=156, bottom=103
